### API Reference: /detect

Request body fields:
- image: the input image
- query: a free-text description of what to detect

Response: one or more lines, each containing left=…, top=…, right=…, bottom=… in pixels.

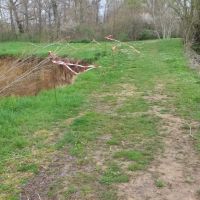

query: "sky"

left=100, top=0, right=106, bottom=16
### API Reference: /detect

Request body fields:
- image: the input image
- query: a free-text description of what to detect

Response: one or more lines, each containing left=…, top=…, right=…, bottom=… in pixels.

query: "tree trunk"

left=23, top=0, right=29, bottom=32
left=37, top=0, right=42, bottom=37
left=9, top=5, right=16, bottom=34
left=9, top=0, right=24, bottom=33
left=51, top=0, right=60, bottom=38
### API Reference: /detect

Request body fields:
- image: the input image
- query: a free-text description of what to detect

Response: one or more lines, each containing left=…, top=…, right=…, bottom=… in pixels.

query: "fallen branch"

left=37, top=193, right=42, bottom=200
left=187, top=123, right=194, bottom=138
left=105, top=35, right=141, bottom=54
left=189, top=124, right=194, bottom=138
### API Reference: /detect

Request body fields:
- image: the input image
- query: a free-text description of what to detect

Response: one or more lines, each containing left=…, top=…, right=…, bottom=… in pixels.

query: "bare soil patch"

left=20, top=135, right=113, bottom=200
left=21, top=149, right=77, bottom=200
left=118, top=84, right=200, bottom=200
left=92, top=83, right=138, bottom=114
left=0, top=57, right=91, bottom=97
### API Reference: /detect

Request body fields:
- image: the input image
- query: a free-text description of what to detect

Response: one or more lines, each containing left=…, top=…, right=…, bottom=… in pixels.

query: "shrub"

left=139, top=29, right=157, bottom=40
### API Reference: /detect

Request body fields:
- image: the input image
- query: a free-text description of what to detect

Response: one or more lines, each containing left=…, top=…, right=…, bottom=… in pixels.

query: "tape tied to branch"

left=49, top=51, right=96, bottom=75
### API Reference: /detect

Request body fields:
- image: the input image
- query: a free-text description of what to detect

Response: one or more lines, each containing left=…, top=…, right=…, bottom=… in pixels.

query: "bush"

left=138, top=29, right=157, bottom=40
left=118, top=32, right=130, bottom=42
left=192, top=43, right=200, bottom=54
left=69, top=39, right=91, bottom=43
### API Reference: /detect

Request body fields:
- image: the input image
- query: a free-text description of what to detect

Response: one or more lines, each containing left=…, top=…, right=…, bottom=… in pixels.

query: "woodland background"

left=0, top=0, right=199, bottom=49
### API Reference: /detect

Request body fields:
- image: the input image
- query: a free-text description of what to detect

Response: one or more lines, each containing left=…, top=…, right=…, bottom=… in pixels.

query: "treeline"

left=0, top=0, right=199, bottom=46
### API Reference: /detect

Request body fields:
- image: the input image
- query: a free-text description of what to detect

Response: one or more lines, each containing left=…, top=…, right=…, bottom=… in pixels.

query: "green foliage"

left=139, top=29, right=157, bottom=40
left=75, top=25, right=95, bottom=40
left=155, top=179, right=166, bottom=188
left=117, top=97, right=149, bottom=113
left=100, top=190, right=118, bottom=200
left=17, top=163, right=38, bottom=174
left=69, top=39, right=91, bottom=43
left=128, top=161, right=148, bottom=171
left=64, top=186, right=77, bottom=198
left=118, top=32, right=130, bottom=42
left=192, top=43, right=200, bottom=54
left=56, top=112, right=109, bottom=157
left=125, top=0, right=144, bottom=8
left=114, top=150, right=145, bottom=161
left=107, top=137, right=121, bottom=146
left=113, top=149, right=152, bottom=171
left=100, top=163, right=129, bottom=185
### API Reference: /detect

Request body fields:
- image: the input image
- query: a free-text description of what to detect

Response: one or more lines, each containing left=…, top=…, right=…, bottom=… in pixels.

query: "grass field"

left=0, top=39, right=200, bottom=199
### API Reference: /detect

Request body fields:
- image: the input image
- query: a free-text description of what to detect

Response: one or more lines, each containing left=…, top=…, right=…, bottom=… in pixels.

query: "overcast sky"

left=100, top=0, right=106, bottom=15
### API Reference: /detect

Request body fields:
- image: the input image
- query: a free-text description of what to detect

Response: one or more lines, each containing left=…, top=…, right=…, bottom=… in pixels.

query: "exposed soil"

left=0, top=57, right=90, bottom=97
left=20, top=134, right=112, bottom=200
left=92, top=83, right=138, bottom=114
left=21, top=149, right=77, bottom=200
left=118, top=84, right=200, bottom=200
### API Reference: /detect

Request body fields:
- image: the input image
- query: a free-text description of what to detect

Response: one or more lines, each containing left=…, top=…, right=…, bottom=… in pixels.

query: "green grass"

left=64, top=186, right=78, bottom=198
left=128, top=162, right=147, bottom=171
left=113, top=150, right=146, bottom=161
left=100, top=163, right=129, bottom=185
left=56, top=112, right=112, bottom=157
left=117, top=97, right=149, bottom=113
left=17, top=163, right=38, bottom=174
left=155, top=179, right=166, bottom=188
left=0, top=41, right=107, bottom=60
left=1, top=39, right=200, bottom=199
left=99, top=190, right=118, bottom=200
left=114, top=150, right=151, bottom=171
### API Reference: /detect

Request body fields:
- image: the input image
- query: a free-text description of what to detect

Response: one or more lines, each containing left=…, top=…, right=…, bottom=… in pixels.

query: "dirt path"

left=20, top=84, right=200, bottom=200
left=118, top=85, right=200, bottom=200
left=20, top=84, right=137, bottom=200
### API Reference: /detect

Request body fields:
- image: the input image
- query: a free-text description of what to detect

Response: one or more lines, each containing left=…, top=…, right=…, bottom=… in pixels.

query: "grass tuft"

left=100, top=163, right=129, bottom=185
left=155, top=179, right=166, bottom=188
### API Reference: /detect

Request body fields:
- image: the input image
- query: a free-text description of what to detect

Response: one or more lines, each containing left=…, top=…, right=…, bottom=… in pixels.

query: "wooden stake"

left=54, top=67, right=58, bottom=104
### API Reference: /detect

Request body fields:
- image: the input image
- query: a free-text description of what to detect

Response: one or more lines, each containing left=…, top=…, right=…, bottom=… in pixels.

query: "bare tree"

left=51, top=0, right=60, bottom=38
left=146, top=0, right=179, bottom=39
left=9, top=0, right=24, bottom=33
left=169, top=0, right=196, bottom=43
left=0, top=0, right=196, bottom=42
